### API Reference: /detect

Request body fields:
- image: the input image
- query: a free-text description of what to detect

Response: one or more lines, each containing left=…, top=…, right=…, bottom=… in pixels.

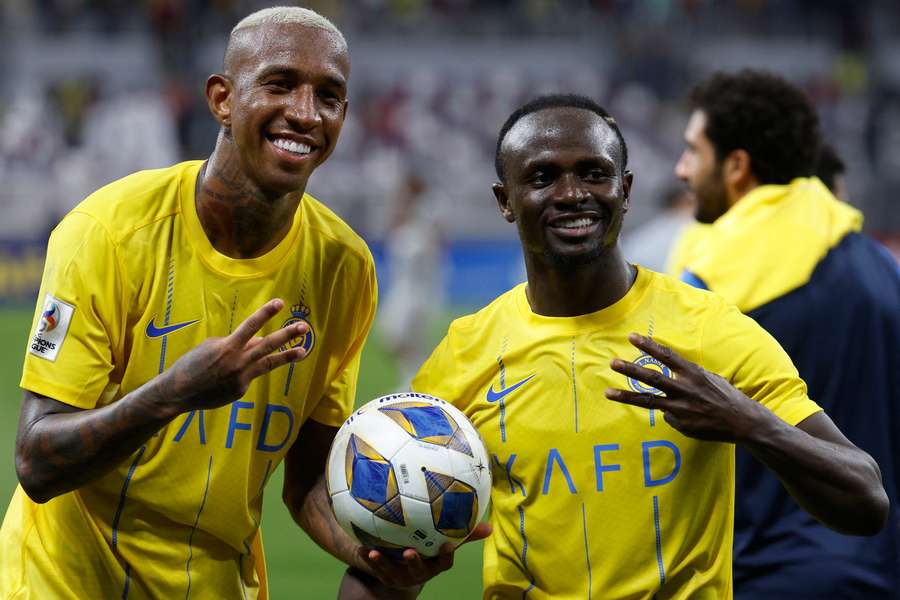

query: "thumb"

left=462, top=522, right=492, bottom=544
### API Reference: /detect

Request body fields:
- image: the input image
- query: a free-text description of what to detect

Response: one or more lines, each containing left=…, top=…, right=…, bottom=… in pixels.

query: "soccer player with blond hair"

left=1, top=7, right=472, bottom=598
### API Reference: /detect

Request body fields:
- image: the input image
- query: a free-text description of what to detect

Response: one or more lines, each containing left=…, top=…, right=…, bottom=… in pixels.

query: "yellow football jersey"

left=679, top=177, right=863, bottom=311
left=665, top=222, right=710, bottom=277
left=411, top=268, right=820, bottom=600
left=1, top=161, right=377, bottom=599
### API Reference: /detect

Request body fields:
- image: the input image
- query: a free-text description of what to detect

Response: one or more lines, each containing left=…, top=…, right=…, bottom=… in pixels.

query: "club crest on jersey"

left=280, top=303, right=315, bottom=353
left=627, top=353, right=671, bottom=396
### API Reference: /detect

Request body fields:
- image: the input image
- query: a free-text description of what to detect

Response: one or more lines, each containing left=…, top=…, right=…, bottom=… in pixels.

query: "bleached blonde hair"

left=231, top=6, right=346, bottom=48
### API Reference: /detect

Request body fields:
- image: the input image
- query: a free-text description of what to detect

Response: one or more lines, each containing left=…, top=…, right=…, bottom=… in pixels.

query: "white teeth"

left=273, top=138, right=312, bottom=155
left=557, top=217, right=596, bottom=229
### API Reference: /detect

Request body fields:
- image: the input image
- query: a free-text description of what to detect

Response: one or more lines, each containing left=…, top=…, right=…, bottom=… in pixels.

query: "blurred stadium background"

left=1, top=0, right=899, bottom=597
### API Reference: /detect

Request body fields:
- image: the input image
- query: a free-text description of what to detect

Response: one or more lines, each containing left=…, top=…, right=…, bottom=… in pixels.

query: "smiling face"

left=494, top=107, right=632, bottom=270
left=675, top=110, right=729, bottom=224
left=214, top=23, right=349, bottom=197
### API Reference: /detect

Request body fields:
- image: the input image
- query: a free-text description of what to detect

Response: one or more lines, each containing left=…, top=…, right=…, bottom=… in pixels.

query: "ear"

left=206, top=74, right=233, bottom=128
left=622, top=170, right=634, bottom=213
left=723, top=149, right=753, bottom=187
left=492, top=183, right=516, bottom=223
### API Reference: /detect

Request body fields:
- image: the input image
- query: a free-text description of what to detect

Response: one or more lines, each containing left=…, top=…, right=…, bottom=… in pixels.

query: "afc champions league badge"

left=626, top=353, right=671, bottom=396
left=280, top=303, right=315, bottom=354
left=39, top=302, right=61, bottom=333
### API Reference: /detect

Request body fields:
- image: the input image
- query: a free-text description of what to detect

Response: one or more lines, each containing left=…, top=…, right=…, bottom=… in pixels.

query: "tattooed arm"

left=282, top=418, right=363, bottom=564
left=15, top=299, right=307, bottom=503
left=16, top=387, right=181, bottom=503
left=282, top=418, right=423, bottom=599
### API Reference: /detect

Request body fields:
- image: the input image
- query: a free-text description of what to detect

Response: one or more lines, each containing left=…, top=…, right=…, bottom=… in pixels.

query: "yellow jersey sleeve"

left=410, top=330, right=459, bottom=402
left=309, top=257, right=378, bottom=426
left=20, top=212, right=124, bottom=409
left=700, top=300, right=822, bottom=426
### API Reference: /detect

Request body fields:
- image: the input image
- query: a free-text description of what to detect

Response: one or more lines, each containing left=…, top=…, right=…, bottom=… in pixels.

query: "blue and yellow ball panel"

left=351, top=523, right=407, bottom=561
left=447, top=428, right=474, bottom=457
left=380, top=402, right=473, bottom=456
left=346, top=434, right=404, bottom=525
left=423, top=469, right=478, bottom=538
left=437, top=491, right=475, bottom=532
left=373, top=495, right=404, bottom=526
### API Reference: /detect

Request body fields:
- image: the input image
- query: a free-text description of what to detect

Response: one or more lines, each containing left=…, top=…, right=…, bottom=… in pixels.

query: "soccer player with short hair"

left=411, top=94, right=888, bottom=599
left=0, top=7, right=465, bottom=599
left=675, top=69, right=900, bottom=599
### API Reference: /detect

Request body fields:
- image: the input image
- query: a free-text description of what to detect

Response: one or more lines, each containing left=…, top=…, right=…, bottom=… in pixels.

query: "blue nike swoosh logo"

left=145, top=318, right=200, bottom=338
left=486, top=374, right=536, bottom=403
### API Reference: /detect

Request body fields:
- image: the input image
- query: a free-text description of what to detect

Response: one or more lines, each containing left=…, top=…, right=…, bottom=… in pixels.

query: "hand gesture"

left=161, top=299, right=308, bottom=413
left=605, top=333, right=766, bottom=443
left=355, top=522, right=492, bottom=590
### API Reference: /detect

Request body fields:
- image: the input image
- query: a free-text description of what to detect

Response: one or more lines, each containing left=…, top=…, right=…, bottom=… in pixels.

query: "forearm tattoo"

left=16, top=382, right=178, bottom=502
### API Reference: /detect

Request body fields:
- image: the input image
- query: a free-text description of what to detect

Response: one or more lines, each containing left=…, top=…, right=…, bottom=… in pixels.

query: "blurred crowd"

left=1, top=0, right=899, bottom=243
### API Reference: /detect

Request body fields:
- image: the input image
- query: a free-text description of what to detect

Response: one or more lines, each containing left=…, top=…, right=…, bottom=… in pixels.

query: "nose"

left=284, top=85, right=321, bottom=130
left=674, top=151, right=690, bottom=181
left=554, top=173, right=590, bottom=206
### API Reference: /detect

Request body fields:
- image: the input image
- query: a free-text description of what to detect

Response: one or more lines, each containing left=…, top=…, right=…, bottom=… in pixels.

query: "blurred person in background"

left=621, top=184, right=696, bottom=273
left=0, top=7, right=476, bottom=599
left=667, top=143, right=847, bottom=279
left=675, top=69, right=900, bottom=599
left=378, top=170, right=444, bottom=386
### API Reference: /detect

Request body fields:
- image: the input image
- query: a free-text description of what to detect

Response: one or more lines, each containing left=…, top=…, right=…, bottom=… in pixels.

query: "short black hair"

left=689, top=69, right=821, bottom=185
left=815, top=143, right=846, bottom=192
left=494, top=94, right=628, bottom=182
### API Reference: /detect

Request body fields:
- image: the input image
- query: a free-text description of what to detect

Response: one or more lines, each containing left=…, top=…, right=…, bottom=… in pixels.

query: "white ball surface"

left=326, top=392, right=492, bottom=557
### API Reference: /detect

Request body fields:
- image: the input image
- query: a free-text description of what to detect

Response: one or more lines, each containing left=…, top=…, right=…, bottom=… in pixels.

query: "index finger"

left=627, top=333, right=691, bottom=373
left=231, top=299, right=285, bottom=344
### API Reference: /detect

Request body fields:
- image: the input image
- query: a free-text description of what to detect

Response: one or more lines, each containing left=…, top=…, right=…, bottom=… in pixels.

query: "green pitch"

left=0, top=308, right=483, bottom=599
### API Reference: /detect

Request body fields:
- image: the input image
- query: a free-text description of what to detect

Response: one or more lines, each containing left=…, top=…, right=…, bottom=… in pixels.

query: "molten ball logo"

left=39, top=303, right=60, bottom=333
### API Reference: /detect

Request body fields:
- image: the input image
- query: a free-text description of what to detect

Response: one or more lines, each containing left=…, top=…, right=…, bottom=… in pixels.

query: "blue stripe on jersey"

left=518, top=505, right=535, bottom=598
left=229, top=290, right=239, bottom=333
left=283, top=361, right=296, bottom=396
left=158, top=335, right=169, bottom=374
left=114, top=445, right=146, bottom=599
left=653, top=495, right=666, bottom=586
left=494, top=454, right=526, bottom=497
left=582, top=502, right=592, bottom=599
left=185, top=456, right=214, bottom=599
left=158, top=259, right=177, bottom=374
left=113, top=446, right=146, bottom=549
left=648, top=319, right=657, bottom=427
left=679, top=269, right=708, bottom=290
left=259, top=459, right=273, bottom=494
left=122, top=564, right=131, bottom=600
left=496, top=348, right=508, bottom=442
left=570, top=338, right=579, bottom=433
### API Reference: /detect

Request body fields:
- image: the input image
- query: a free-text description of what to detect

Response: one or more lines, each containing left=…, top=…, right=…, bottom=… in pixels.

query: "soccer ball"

left=326, top=392, right=492, bottom=558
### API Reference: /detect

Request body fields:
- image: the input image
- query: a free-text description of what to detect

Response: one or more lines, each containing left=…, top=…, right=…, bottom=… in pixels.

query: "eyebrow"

left=256, top=65, right=346, bottom=90
left=578, top=156, right=616, bottom=171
